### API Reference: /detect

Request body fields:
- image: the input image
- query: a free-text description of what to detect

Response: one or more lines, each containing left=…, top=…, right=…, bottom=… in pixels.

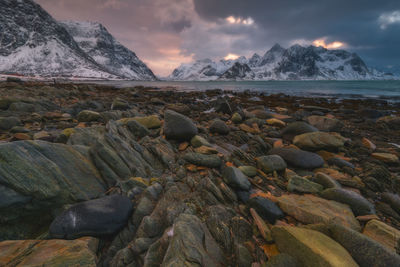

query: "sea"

left=88, top=80, right=400, bottom=102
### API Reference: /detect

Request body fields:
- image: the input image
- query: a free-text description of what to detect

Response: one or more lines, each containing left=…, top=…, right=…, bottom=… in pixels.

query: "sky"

left=35, top=0, right=400, bottom=76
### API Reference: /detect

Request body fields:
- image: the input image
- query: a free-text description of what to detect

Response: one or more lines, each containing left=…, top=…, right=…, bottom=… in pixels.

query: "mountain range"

left=168, top=44, right=395, bottom=81
left=0, top=0, right=396, bottom=81
left=0, top=0, right=155, bottom=80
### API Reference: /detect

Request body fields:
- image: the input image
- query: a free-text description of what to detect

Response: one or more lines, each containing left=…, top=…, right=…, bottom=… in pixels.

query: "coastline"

left=1, top=80, right=400, bottom=265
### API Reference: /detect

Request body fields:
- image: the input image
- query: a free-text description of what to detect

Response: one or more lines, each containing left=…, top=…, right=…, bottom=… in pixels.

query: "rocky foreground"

left=1, top=80, right=400, bottom=266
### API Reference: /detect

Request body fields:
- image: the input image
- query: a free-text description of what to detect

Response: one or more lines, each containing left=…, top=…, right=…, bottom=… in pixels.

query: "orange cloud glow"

left=224, top=53, right=240, bottom=60
left=143, top=48, right=194, bottom=77
left=313, top=39, right=345, bottom=49
left=226, top=16, right=254, bottom=25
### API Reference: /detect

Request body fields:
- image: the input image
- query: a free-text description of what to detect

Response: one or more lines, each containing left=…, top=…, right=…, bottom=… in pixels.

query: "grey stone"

left=268, top=148, right=324, bottom=169
left=257, top=155, right=287, bottom=173
left=222, top=167, right=251, bottom=191
left=164, top=109, right=198, bottom=141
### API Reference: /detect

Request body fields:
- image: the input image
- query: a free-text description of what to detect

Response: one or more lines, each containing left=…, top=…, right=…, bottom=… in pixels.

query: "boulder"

left=277, top=194, right=360, bottom=231
left=312, top=172, right=341, bottom=189
left=293, top=132, right=346, bottom=152
left=231, top=112, right=242, bottom=124
left=247, top=196, right=284, bottom=223
left=266, top=253, right=299, bottom=267
left=111, top=98, right=129, bottom=110
left=281, top=121, right=318, bottom=141
left=164, top=110, right=198, bottom=141
left=0, top=237, right=98, bottom=267
left=320, top=188, right=375, bottom=216
left=222, top=167, right=251, bottom=191
left=131, top=115, right=162, bottom=129
left=0, top=141, right=107, bottom=240
left=327, top=157, right=355, bottom=169
left=50, top=195, right=133, bottom=239
left=238, top=166, right=258, bottom=177
left=363, top=219, right=400, bottom=252
left=0, top=116, right=21, bottom=131
left=381, top=193, right=400, bottom=215
left=257, top=155, right=287, bottom=173
left=190, top=135, right=211, bottom=148
left=161, top=214, right=224, bottom=266
left=329, top=224, right=400, bottom=267
left=307, top=116, right=343, bottom=132
left=287, top=176, right=323, bottom=194
left=183, top=153, right=222, bottom=168
left=77, top=110, right=102, bottom=122
left=8, top=102, right=35, bottom=113
left=268, top=148, right=324, bottom=169
left=371, top=153, right=399, bottom=163
left=272, top=226, right=358, bottom=267
left=209, top=119, right=230, bottom=135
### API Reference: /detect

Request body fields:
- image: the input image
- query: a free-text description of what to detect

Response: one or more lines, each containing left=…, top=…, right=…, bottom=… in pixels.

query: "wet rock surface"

left=49, top=195, right=133, bottom=239
left=0, top=81, right=400, bottom=266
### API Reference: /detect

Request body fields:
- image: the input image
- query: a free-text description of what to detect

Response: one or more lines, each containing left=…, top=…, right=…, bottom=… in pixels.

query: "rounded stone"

left=49, top=194, right=133, bottom=239
left=164, top=110, right=198, bottom=141
left=257, top=155, right=287, bottom=173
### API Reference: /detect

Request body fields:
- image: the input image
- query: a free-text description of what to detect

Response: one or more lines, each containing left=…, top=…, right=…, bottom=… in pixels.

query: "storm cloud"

left=35, top=0, right=400, bottom=76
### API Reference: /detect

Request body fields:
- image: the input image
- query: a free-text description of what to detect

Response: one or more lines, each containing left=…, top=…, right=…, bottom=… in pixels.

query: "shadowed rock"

left=50, top=194, right=133, bottom=239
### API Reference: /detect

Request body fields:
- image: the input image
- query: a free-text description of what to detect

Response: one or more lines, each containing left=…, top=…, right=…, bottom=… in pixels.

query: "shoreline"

left=1, top=81, right=400, bottom=265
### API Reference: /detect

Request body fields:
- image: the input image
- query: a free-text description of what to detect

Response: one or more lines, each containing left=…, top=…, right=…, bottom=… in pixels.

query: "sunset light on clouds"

left=313, top=39, right=345, bottom=49
left=35, top=0, right=400, bottom=75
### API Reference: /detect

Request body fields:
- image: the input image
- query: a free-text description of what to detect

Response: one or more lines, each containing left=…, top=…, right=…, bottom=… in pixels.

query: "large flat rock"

left=161, top=214, right=224, bottom=266
left=272, top=226, right=358, bottom=267
left=277, top=194, right=360, bottom=231
left=363, top=219, right=400, bottom=252
left=0, top=237, right=98, bottom=267
left=0, top=141, right=107, bottom=240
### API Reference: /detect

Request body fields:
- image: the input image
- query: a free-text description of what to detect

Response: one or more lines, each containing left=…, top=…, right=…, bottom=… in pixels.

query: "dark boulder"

left=163, top=110, right=198, bottom=141
left=50, top=194, right=133, bottom=239
left=268, top=148, right=324, bottom=169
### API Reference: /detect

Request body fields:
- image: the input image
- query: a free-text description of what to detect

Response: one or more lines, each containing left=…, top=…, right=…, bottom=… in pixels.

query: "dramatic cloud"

left=35, top=0, right=400, bottom=76
left=379, top=10, right=400, bottom=29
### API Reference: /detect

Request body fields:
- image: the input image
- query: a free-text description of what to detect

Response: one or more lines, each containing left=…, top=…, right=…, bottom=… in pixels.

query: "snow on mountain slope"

left=169, top=44, right=395, bottom=81
left=0, top=0, right=115, bottom=79
left=60, top=21, right=156, bottom=80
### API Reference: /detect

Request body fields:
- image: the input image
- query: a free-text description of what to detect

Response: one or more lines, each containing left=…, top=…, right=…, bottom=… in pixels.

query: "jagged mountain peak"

left=270, top=43, right=285, bottom=52
left=169, top=43, right=393, bottom=81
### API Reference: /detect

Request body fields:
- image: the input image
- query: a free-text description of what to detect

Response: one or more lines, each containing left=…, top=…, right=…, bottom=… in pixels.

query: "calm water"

left=89, top=80, right=400, bottom=101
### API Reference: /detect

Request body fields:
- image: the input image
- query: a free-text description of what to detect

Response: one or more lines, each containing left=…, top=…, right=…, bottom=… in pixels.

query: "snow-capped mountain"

left=170, top=57, right=247, bottom=81
left=0, top=0, right=155, bottom=80
left=60, top=21, right=156, bottom=80
left=168, top=44, right=394, bottom=81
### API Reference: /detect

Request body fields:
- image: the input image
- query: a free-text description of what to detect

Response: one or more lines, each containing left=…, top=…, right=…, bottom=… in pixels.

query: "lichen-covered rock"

left=277, top=194, right=360, bottom=231
left=272, top=226, right=358, bottom=267
left=0, top=141, right=107, bottom=240
left=363, top=219, right=400, bottom=252
left=293, top=132, right=346, bottom=152
left=77, top=110, right=103, bottom=122
left=161, top=214, right=224, bottom=266
left=0, top=237, right=98, bottom=267
left=257, top=155, right=287, bottom=173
